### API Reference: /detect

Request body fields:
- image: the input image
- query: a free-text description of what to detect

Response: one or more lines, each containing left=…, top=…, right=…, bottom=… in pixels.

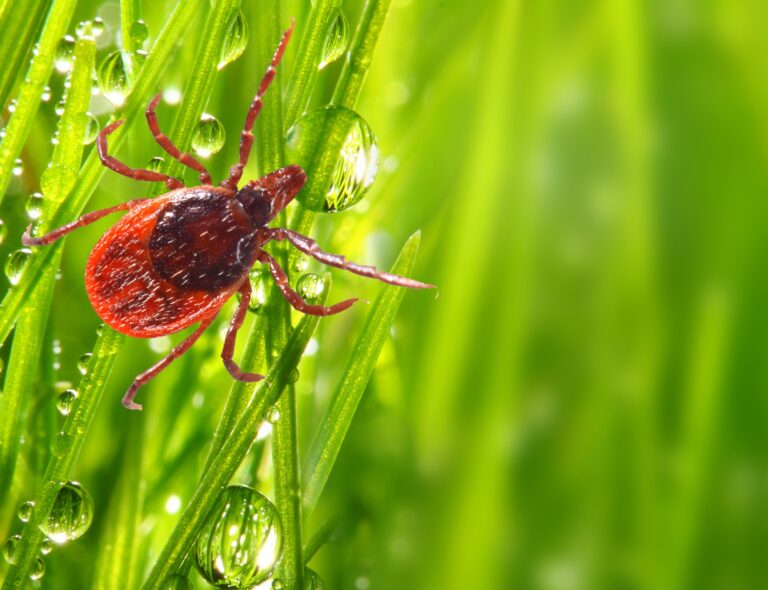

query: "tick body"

left=23, top=20, right=433, bottom=410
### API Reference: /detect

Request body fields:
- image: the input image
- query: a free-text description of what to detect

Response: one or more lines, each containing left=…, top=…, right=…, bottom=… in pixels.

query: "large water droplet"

left=286, top=106, right=379, bottom=212
left=194, top=485, right=283, bottom=588
left=296, top=273, right=324, bottom=303
left=30, top=556, right=45, bottom=580
left=39, top=481, right=94, bottom=545
left=319, top=10, right=349, bottom=70
left=130, top=20, right=149, bottom=46
left=3, top=535, right=21, bottom=564
left=219, top=10, right=248, bottom=70
left=83, top=113, right=100, bottom=145
left=54, top=36, right=75, bottom=73
left=97, top=51, right=131, bottom=106
left=18, top=501, right=35, bottom=522
left=57, top=389, right=79, bottom=416
left=26, top=192, right=44, bottom=220
left=5, top=248, right=31, bottom=286
left=305, top=568, right=324, bottom=590
left=191, top=114, right=225, bottom=158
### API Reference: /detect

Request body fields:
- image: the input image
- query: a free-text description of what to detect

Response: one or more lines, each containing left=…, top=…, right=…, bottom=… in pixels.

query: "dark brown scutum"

left=148, top=190, right=255, bottom=292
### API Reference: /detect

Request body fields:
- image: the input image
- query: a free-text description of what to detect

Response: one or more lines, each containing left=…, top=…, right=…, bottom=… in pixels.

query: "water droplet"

left=40, top=538, right=53, bottom=555
left=83, top=113, right=100, bottom=145
left=12, top=158, right=24, bottom=176
left=291, top=256, right=309, bottom=273
left=57, top=389, right=79, bottom=416
left=191, top=113, right=225, bottom=158
left=41, top=85, right=52, bottom=102
left=0, top=219, right=6, bottom=245
left=147, top=156, right=165, bottom=172
left=39, top=481, right=94, bottom=544
left=218, top=10, right=248, bottom=70
left=3, top=535, right=21, bottom=564
left=130, top=20, right=149, bottom=46
left=268, top=406, right=281, bottom=424
left=297, top=273, right=324, bottom=302
left=287, top=368, right=299, bottom=384
left=92, top=17, right=105, bottom=37
left=76, top=19, right=103, bottom=40
left=194, top=485, right=283, bottom=588
left=18, top=501, right=35, bottom=523
left=286, top=106, right=379, bottom=212
left=77, top=352, right=92, bottom=375
left=30, top=556, right=45, bottom=580
left=7, top=99, right=17, bottom=113
left=54, top=36, right=75, bottom=73
left=304, top=568, right=324, bottom=590
left=319, top=10, right=349, bottom=70
left=26, top=192, right=44, bottom=220
left=272, top=580, right=284, bottom=590
left=50, top=432, right=72, bottom=457
left=55, top=99, right=66, bottom=116
left=97, top=51, right=131, bottom=107
left=5, top=249, right=31, bottom=286
left=163, top=574, right=193, bottom=590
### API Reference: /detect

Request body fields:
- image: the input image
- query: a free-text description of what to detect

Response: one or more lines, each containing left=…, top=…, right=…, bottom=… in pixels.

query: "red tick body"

left=22, top=20, right=433, bottom=410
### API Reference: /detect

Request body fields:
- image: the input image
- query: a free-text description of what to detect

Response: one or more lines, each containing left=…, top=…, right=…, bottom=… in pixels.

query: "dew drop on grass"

left=76, top=19, right=104, bottom=40
left=0, top=219, right=6, bottom=245
left=5, top=248, right=31, bottom=286
left=268, top=406, right=281, bottom=424
left=287, top=368, right=300, bottom=384
left=50, top=432, right=72, bottom=457
left=271, top=580, right=283, bottom=590
left=54, top=36, right=75, bottom=73
left=40, top=538, right=53, bottom=555
left=147, top=156, right=165, bottom=172
left=41, top=85, right=52, bottom=102
left=77, top=352, right=92, bottom=375
left=191, top=114, right=225, bottom=158
left=319, top=10, right=349, bottom=70
left=12, top=158, right=23, bottom=176
left=30, top=556, right=45, bottom=580
left=218, top=10, right=248, bottom=70
left=18, top=501, right=35, bottom=523
left=297, top=273, right=324, bottom=303
left=3, top=535, right=21, bottom=564
left=194, top=485, right=283, bottom=588
left=163, top=574, right=193, bottom=590
left=130, top=20, right=149, bottom=46
left=26, top=192, right=44, bottom=220
left=39, top=481, right=94, bottom=545
left=57, top=389, right=79, bottom=416
left=83, top=113, right=100, bottom=145
left=97, top=51, right=131, bottom=107
left=286, top=106, right=379, bottom=212
left=304, top=568, right=324, bottom=590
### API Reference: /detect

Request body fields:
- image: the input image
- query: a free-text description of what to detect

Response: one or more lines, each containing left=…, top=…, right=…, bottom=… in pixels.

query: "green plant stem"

left=302, top=232, right=421, bottom=516
left=120, top=0, right=142, bottom=57
left=0, top=0, right=78, bottom=203
left=0, top=0, right=204, bottom=348
left=1, top=328, right=125, bottom=589
left=142, top=282, right=328, bottom=589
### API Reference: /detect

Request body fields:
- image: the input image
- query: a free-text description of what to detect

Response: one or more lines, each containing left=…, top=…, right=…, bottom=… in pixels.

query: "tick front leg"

left=145, top=94, right=213, bottom=185
left=122, top=314, right=217, bottom=410
left=221, top=280, right=265, bottom=382
left=257, top=250, right=360, bottom=315
left=267, top=229, right=436, bottom=289
left=22, top=199, right=151, bottom=246
left=98, top=120, right=185, bottom=190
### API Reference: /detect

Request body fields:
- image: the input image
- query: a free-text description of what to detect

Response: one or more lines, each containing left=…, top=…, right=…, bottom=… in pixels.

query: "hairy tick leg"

left=266, top=229, right=437, bottom=289
left=146, top=94, right=213, bottom=185
left=221, top=280, right=266, bottom=382
left=258, top=250, right=359, bottom=316
left=97, top=119, right=185, bottom=190
left=224, top=19, right=295, bottom=190
left=122, top=314, right=217, bottom=410
left=22, top=199, right=151, bottom=246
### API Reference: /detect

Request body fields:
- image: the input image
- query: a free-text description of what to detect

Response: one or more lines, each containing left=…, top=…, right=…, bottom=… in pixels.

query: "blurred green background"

left=2, top=0, right=768, bottom=588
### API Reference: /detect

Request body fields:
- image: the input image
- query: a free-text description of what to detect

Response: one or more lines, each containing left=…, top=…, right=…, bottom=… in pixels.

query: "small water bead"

left=287, top=368, right=300, bottom=384
left=54, top=36, right=75, bottom=73
left=57, top=389, right=79, bottom=416
left=297, top=273, right=324, bottom=303
left=130, top=20, right=149, bottom=46
left=218, top=10, right=248, bottom=70
left=97, top=51, right=131, bottom=106
left=6, top=248, right=31, bottom=286
left=194, top=485, right=283, bottom=588
left=41, top=86, right=52, bottom=102
left=133, top=49, right=149, bottom=70
left=55, top=99, right=66, bottom=116
left=0, top=218, right=8, bottom=245
left=3, top=535, right=21, bottom=564
left=163, top=574, right=193, bottom=590
left=304, top=568, right=324, bottom=590
left=26, top=192, right=44, bottom=220
left=39, top=481, right=94, bottom=544
left=18, top=501, right=35, bottom=523
left=191, top=114, right=225, bottom=158
left=83, top=113, right=100, bottom=145
left=12, top=158, right=23, bottom=176
left=271, top=580, right=283, bottom=590
left=286, top=106, right=379, bottom=212
left=147, top=156, right=165, bottom=172
left=40, top=538, right=53, bottom=555
left=92, top=17, right=105, bottom=37
left=318, top=10, right=349, bottom=70
left=30, top=557, right=45, bottom=580
left=77, top=352, right=92, bottom=375
left=76, top=19, right=104, bottom=40
left=8, top=99, right=17, bottom=113
left=292, top=256, right=309, bottom=273
left=267, top=406, right=281, bottom=424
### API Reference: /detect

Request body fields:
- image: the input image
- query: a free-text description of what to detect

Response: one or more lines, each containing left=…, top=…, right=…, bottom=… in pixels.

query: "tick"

left=23, top=21, right=433, bottom=410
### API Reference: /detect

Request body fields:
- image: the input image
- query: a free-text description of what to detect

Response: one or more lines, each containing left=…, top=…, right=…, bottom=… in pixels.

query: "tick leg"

left=98, top=119, right=185, bottom=190
left=267, top=229, right=436, bottom=289
left=257, top=250, right=360, bottom=315
left=221, top=280, right=266, bottom=382
left=223, top=19, right=295, bottom=190
left=145, top=94, right=213, bottom=185
left=123, top=314, right=217, bottom=410
left=22, top=199, right=151, bottom=246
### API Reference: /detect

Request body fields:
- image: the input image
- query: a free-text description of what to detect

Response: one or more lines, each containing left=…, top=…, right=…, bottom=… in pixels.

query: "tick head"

left=237, top=165, right=307, bottom=226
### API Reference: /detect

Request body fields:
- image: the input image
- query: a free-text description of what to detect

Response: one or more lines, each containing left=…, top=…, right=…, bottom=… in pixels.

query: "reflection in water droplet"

left=30, top=556, right=45, bottom=580
left=191, top=114, right=225, bottom=158
left=305, top=568, right=324, bottom=590
left=163, top=574, right=193, bottom=590
left=40, top=538, right=53, bottom=555
left=39, top=481, right=94, bottom=545
left=3, top=535, right=21, bottom=564
left=57, top=389, right=79, bottom=416
left=12, top=158, right=23, bottom=176
left=83, top=113, right=100, bottom=145
left=77, top=352, right=92, bottom=375
left=319, top=10, right=349, bottom=70
left=218, top=10, right=248, bottom=70
left=297, top=273, right=324, bottom=303
left=286, top=106, right=379, bottom=212
left=55, top=36, right=76, bottom=73
left=194, top=485, right=283, bottom=588
left=6, top=248, right=31, bottom=286
left=130, top=20, right=149, bottom=46
left=147, top=156, right=165, bottom=172
left=18, top=501, right=35, bottom=523
left=26, top=192, right=44, bottom=220
left=97, top=51, right=131, bottom=106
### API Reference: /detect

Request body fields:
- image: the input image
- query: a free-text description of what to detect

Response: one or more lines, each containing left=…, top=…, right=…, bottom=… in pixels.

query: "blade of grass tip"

left=0, top=0, right=204, bottom=348
left=0, top=33, right=94, bottom=509
left=0, top=0, right=78, bottom=204
left=142, top=279, right=329, bottom=590
left=1, top=327, right=125, bottom=590
left=302, top=232, right=421, bottom=517
left=0, top=0, right=52, bottom=112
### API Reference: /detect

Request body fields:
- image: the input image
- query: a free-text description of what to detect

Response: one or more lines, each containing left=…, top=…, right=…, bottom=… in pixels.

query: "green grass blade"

left=302, top=231, right=422, bottom=516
